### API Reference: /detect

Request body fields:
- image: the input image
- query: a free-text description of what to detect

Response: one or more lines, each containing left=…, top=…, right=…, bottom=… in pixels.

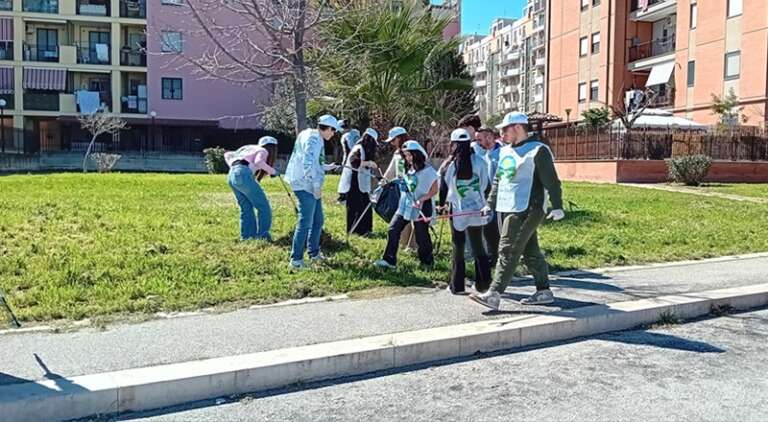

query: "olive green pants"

left=490, top=207, right=551, bottom=294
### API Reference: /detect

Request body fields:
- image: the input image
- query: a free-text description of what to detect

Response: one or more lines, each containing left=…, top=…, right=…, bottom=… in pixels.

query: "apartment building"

left=461, top=0, right=547, bottom=120
left=548, top=0, right=768, bottom=126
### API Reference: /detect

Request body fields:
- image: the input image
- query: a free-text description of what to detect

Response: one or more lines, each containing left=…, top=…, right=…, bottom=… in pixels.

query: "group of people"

left=223, top=111, right=565, bottom=311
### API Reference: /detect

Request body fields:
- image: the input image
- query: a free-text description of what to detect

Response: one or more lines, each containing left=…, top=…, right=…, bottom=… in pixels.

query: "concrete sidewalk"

left=1, top=254, right=767, bottom=387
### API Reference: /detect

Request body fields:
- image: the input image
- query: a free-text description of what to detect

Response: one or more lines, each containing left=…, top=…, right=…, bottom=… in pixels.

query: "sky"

left=454, top=0, right=527, bottom=36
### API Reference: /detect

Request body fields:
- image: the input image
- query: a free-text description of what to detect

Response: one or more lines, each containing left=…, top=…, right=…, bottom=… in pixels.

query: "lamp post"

left=149, top=110, right=157, bottom=153
left=0, top=98, right=6, bottom=154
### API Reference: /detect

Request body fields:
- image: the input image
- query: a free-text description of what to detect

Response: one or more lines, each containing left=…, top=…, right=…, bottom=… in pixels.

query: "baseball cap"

left=364, top=128, right=379, bottom=140
left=384, top=126, right=407, bottom=143
left=318, top=114, right=342, bottom=132
left=402, top=140, right=427, bottom=157
left=495, top=112, right=529, bottom=130
left=450, top=128, right=472, bottom=142
left=258, top=136, right=278, bottom=147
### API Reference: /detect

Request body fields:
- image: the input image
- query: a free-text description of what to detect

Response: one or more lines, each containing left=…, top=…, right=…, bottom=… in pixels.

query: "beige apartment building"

left=547, top=0, right=768, bottom=126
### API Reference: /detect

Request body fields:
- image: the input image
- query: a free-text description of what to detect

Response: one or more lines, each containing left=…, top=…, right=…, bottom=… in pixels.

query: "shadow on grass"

left=272, top=231, right=352, bottom=253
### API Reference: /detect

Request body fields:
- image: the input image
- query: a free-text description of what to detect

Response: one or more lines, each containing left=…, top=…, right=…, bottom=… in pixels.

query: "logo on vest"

left=456, top=175, right=480, bottom=198
left=404, top=174, right=418, bottom=193
left=498, top=155, right=518, bottom=181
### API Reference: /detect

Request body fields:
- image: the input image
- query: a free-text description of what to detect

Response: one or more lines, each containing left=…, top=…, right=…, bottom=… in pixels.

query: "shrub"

left=668, top=154, right=712, bottom=186
left=203, top=147, right=228, bottom=174
left=89, top=153, right=122, bottom=173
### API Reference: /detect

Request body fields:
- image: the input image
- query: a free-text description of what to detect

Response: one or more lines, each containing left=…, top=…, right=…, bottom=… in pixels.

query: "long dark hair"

left=359, top=134, right=377, bottom=161
left=450, top=142, right=473, bottom=180
left=256, top=144, right=278, bottom=181
left=406, top=150, right=427, bottom=172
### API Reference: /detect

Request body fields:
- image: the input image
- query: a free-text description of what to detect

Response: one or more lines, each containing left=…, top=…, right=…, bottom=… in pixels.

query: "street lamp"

left=0, top=98, right=6, bottom=154
left=149, top=110, right=157, bottom=152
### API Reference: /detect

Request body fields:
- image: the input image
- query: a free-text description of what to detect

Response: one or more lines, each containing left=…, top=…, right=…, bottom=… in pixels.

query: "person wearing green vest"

left=469, top=112, right=565, bottom=310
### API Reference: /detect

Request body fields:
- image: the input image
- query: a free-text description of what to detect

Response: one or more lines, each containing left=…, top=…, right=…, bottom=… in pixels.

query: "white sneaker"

left=446, top=285, right=469, bottom=296
left=374, top=259, right=396, bottom=269
left=520, top=289, right=555, bottom=305
left=310, top=253, right=328, bottom=262
left=288, top=260, right=307, bottom=270
left=469, top=290, right=501, bottom=311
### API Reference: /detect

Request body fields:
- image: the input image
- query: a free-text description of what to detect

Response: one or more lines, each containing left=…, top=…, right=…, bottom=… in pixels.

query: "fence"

left=545, top=126, right=768, bottom=162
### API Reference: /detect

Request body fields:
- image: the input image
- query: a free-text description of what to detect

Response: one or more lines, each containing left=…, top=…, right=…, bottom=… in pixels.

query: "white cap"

left=339, top=119, right=348, bottom=128
left=258, top=136, right=278, bottom=147
left=402, top=140, right=427, bottom=157
left=450, top=128, right=472, bottom=142
left=384, top=126, right=407, bottom=143
left=495, top=112, right=529, bottom=130
left=318, top=114, right=342, bottom=132
left=364, top=128, right=379, bottom=140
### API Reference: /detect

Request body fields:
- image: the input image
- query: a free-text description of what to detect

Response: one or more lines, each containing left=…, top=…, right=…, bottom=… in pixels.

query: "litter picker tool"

left=0, top=289, right=21, bottom=328
left=416, top=210, right=484, bottom=223
left=276, top=175, right=299, bottom=215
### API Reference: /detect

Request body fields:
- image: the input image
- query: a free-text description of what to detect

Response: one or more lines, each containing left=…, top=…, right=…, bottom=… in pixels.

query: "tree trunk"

left=292, top=0, right=309, bottom=134
left=83, top=134, right=98, bottom=173
left=292, top=75, right=308, bottom=133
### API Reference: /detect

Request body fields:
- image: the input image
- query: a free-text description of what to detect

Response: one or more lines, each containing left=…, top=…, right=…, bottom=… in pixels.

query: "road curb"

left=2, top=283, right=767, bottom=422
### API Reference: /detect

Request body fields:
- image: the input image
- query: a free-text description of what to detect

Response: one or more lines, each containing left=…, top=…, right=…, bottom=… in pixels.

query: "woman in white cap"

left=382, top=126, right=408, bottom=181
left=284, top=115, right=342, bottom=269
left=336, top=123, right=360, bottom=204
left=338, top=128, right=379, bottom=236
left=223, top=136, right=280, bottom=241
left=375, top=140, right=438, bottom=269
left=438, top=128, right=493, bottom=295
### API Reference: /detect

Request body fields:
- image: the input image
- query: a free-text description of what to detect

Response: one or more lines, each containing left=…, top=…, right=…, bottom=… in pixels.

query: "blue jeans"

left=228, top=165, right=272, bottom=240
left=290, top=190, right=324, bottom=262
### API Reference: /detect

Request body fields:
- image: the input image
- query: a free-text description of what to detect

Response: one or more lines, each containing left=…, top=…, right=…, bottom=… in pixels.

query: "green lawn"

left=702, top=184, right=768, bottom=199
left=1, top=173, right=768, bottom=322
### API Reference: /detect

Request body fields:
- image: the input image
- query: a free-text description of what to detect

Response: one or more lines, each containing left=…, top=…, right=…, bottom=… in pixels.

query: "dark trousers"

left=449, top=222, right=491, bottom=294
left=346, top=177, right=372, bottom=235
left=490, top=207, right=551, bottom=294
left=481, top=212, right=501, bottom=267
left=383, top=202, right=434, bottom=266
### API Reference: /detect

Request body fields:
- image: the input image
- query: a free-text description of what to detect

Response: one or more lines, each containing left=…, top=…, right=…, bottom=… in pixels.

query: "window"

left=579, top=37, right=588, bottom=56
left=592, top=0, right=600, bottom=5
left=727, top=0, right=742, bottom=18
left=591, top=32, right=600, bottom=54
left=578, top=82, right=587, bottom=103
left=160, top=31, right=182, bottom=53
left=590, top=80, right=599, bottom=101
left=690, top=3, right=697, bottom=29
left=687, top=61, right=695, bottom=87
left=724, top=51, right=741, bottom=80
left=161, top=0, right=182, bottom=4
left=580, top=0, right=589, bottom=11
left=161, top=78, right=183, bottom=100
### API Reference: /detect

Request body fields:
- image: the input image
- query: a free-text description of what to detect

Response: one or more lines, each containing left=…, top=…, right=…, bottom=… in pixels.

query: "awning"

left=0, top=18, right=12, bottom=42
left=645, top=61, right=675, bottom=87
left=23, top=68, right=67, bottom=91
left=0, top=67, right=13, bottom=94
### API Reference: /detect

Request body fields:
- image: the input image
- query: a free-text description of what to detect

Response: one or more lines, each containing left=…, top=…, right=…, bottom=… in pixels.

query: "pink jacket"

left=224, top=145, right=276, bottom=176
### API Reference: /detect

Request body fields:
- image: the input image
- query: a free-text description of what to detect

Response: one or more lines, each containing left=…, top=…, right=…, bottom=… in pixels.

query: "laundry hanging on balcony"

left=645, top=61, right=675, bottom=87
left=23, top=68, right=66, bottom=91
left=95, top=43, right=109, bottom=63
left=76, top=90, right=101, bottom=114
left=0, top=67, right=13, bottom=94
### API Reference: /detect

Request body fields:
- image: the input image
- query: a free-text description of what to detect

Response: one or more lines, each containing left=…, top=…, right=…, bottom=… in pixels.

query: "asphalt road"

left=4, top=256, right=767, bottom=386
left=119, top=307, right=768, bottom=422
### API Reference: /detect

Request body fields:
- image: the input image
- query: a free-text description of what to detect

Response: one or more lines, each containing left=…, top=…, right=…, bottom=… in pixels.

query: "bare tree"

left=606, top=84, right=659, bottom=131
left=164, top=0, right=338, bottom=133
left=79, top=112, right=127, bottom=173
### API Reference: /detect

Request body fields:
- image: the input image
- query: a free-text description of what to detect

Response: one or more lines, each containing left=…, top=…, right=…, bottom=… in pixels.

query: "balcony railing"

left=649, top=88, right=675, bottom=108
left=77, top=0, right=110, bottom=16
left=24, top=92, right=59, bottom=111
left=120, top=0, right=146, bottom=18
left=0, top=41, right=13, bottom=60
left=75, top=42, right=111, bottom=65
left=628, top=35, right=675, bottom=62
left=0, top=0, right=12, bottom=10
left=70, top=90, right=112, bottom=112
left=120, top=48, right=147, bottom=66
left=23, top=0, right=58, bottom=13
left=121, top=96, right=147, bottom=114
left=24, top=44, right=59, bottom=62
left=630, top=0, right=666, bottom=12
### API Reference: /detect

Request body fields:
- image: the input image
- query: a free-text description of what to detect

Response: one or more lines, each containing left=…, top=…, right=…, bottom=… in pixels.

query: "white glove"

left=480, top=205, right=492, bottom=216
left=546, top=209, right=565, bottom=221
left=324, top=163, right=340, bottom=172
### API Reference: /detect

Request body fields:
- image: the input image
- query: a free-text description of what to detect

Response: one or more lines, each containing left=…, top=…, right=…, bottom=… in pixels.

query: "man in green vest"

left=469, top=112, right=565, bottom=310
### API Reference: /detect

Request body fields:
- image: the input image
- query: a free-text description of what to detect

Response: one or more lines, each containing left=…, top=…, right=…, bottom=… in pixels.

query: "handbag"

left=371, top=181, right=400, bottom=223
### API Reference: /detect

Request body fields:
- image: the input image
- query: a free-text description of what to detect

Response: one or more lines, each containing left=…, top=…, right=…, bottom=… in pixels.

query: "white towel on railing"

left=76, top=90, right=101, bottom=114
left=95, top=43, right=109, bottom=62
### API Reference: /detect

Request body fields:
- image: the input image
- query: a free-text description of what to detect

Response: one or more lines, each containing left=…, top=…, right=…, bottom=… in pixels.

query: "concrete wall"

left=556, top=159, right=768, bottom=183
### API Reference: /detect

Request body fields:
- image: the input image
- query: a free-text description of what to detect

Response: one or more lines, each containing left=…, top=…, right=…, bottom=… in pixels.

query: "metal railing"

left=22, top=0, right=58, bottom=13
left=23, top=44, right=59, bottom=62
left=120, top=48, right=146, bottom=66
left=628, top=35, right=675, bottom=62
left=77, top=0, right=110, bottom=16
left=74, top=42, right=111, bottom=65
left=120, top=0, right=146, bottom=18
left=630, top=0, right=668, bottom=12
left=24, top=92, right=59, bottom=111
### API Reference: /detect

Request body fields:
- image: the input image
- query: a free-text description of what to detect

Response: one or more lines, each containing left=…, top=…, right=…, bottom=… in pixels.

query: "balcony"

left=535, top=57, right=546, bottom=67
left=24, top=44, right=59, bottom=62
left=502, top=68, right=520, bottom=79
left=77, top=0, right=110, bottom=16
left=535, top=75, right=545, bottom=85
left=628, top=35, right=675, bottom=63
left=0, top=41, right=12, bottom=60
left=120, top=0, right=146, bottom=19
left=23, top=0, right=58, bottom=13
left=474, top=64, right=487, bottom=74
left=474, top=79, right=487, bottom=89
left=24, top=92, right=59, bottom=111
left=630, top=0, right=677, bottom=22
left=75, top=42, right=111, bottom=65
left=120, top=48, right=146, bottom=66
left=649, top=87, right=675, bottom=108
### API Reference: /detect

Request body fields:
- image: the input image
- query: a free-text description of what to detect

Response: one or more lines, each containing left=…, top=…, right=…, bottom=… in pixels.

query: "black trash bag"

left=371, top=181, right=401, bottom=223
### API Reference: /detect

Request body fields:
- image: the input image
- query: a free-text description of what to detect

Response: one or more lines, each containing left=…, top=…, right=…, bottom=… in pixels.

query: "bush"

left=668, top=154, right=712, bottom=186
left=203, top=147, right=228, bottom=174
left=89, top=153, right=122, bottom=173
